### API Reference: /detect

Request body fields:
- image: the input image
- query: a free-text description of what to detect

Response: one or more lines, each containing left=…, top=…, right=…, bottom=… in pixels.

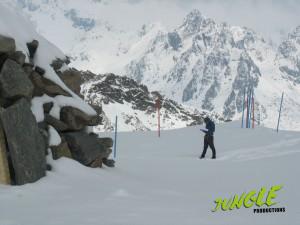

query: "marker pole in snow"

left=249, top=89, right=253, bottom=128
left=276, top=92, right=284, bottom=133
left=113, top=116, right=118, bottom=159
left=246, top=90, right=249, bottom=128
left=252, top=90, right=255, bottom=129
left=241, top=88, right=246, bottom=128
left=156, top=98, right=161, bottom=138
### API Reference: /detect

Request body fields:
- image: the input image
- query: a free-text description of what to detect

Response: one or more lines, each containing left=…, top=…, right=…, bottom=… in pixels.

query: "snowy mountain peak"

left=288, top=25, right=300, bottom=39
left=179, top=9, right=206, bottom=36
left=120, top=10, right=300, bottom=130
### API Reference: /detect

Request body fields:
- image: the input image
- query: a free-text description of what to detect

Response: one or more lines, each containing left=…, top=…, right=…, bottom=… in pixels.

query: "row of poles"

left=241, top=87, right=284, bottom=132
left=241, top=88, right=255, bottom=129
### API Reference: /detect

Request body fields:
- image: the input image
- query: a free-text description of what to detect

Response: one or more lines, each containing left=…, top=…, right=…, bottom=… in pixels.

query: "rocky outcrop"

left=0, top=99, right=47, bottom=185
left=0, top=34, right=114, bottom=185
left=81, top=72, right=223, bottom=131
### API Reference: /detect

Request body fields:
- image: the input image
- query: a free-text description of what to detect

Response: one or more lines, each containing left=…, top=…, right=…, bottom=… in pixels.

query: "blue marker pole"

left=241, top=88, right=246, bottom=128
left=113, top=116, right=118, bottom=159
left=276, top=92, right=284, bottom=133
left=248, top=89, right=252, bottom=128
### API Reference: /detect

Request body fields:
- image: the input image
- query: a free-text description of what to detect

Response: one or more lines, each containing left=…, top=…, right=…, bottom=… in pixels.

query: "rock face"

left=0, top=99, right=46, bottom=185
left=63, top=131, right=111, bottom=166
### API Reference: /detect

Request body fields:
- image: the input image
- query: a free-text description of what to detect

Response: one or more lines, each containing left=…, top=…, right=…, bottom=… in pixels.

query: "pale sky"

left=118, top=0, right=300, bottom=44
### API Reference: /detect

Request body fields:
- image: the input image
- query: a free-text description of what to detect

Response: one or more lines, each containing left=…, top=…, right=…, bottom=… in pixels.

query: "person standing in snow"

left=200, top=117, right=216, bottom=159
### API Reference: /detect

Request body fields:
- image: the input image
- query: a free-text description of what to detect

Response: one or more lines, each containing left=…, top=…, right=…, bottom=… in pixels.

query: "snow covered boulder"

left=58, top=68, right=83, bottom=96
left=60, top=106, right=101, bottom=131
left=63, top=131, right=112, bottom=167
left=29, top=71, right=71, bottom=97
left=0, top=59, right=34, bottom=106
left=0, top=2, right=113, bottom=185
left=0, top=98, right=46, bottom=185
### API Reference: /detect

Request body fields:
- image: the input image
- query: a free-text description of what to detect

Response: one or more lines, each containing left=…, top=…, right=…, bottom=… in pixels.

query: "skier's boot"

left=211, top=155, right=216, bottom=159
left=199, top=155, right=205, bottom=159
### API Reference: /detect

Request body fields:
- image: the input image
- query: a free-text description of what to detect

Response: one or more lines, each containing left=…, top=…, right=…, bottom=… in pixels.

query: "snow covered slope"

left=0, top=122, right=299, bottom=224
left=81, top=72, right=223, bottom=132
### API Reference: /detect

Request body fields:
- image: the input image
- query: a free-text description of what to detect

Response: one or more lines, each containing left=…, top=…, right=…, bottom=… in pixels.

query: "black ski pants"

left=201, top=134, right=216, bottom=158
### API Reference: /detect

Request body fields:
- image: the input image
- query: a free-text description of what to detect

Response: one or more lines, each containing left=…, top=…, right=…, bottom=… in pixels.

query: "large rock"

left=23, top=62, right=34, bottom=75
left=0, top=123, right=10, bottom=185
left=59, top=69, right=83, bottom=96
left=60, top=106, right=100, bottom=131
left=0, top=99, right=46, bottom=185
left=29, top=71, right=71, bottom=97
left=0, top=59, right=33, bottom=106
left=44, top=114, right=69, bottom=132
left=0, top=34, right=15, bottom=69
left=51, top=138, right=72, bottom=160
left=97, top=137, right=113, bottom=148
left=63, top=131, right=112, bottom=166
left=9, top=51, right=26, bottom=66
left=0, top=35, right=15, bottom=53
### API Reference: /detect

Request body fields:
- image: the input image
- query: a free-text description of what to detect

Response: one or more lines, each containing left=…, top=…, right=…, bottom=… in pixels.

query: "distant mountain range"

left=5, top=0, right=300, bottom=130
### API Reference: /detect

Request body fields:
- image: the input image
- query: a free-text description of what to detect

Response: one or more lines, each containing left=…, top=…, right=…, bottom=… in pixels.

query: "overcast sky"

left=116, top=0, right=300, bottom=44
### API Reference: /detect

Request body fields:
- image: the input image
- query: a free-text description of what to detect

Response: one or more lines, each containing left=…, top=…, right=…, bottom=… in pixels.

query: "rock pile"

left=0, top=34, right=114, bottom=186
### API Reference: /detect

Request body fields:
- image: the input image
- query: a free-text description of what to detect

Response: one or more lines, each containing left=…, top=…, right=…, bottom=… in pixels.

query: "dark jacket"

left=204, top=119, right=215, bottom=136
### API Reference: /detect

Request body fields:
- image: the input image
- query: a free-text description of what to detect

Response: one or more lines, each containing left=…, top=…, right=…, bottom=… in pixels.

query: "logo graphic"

left=212, top=185, right=285, bottom=213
